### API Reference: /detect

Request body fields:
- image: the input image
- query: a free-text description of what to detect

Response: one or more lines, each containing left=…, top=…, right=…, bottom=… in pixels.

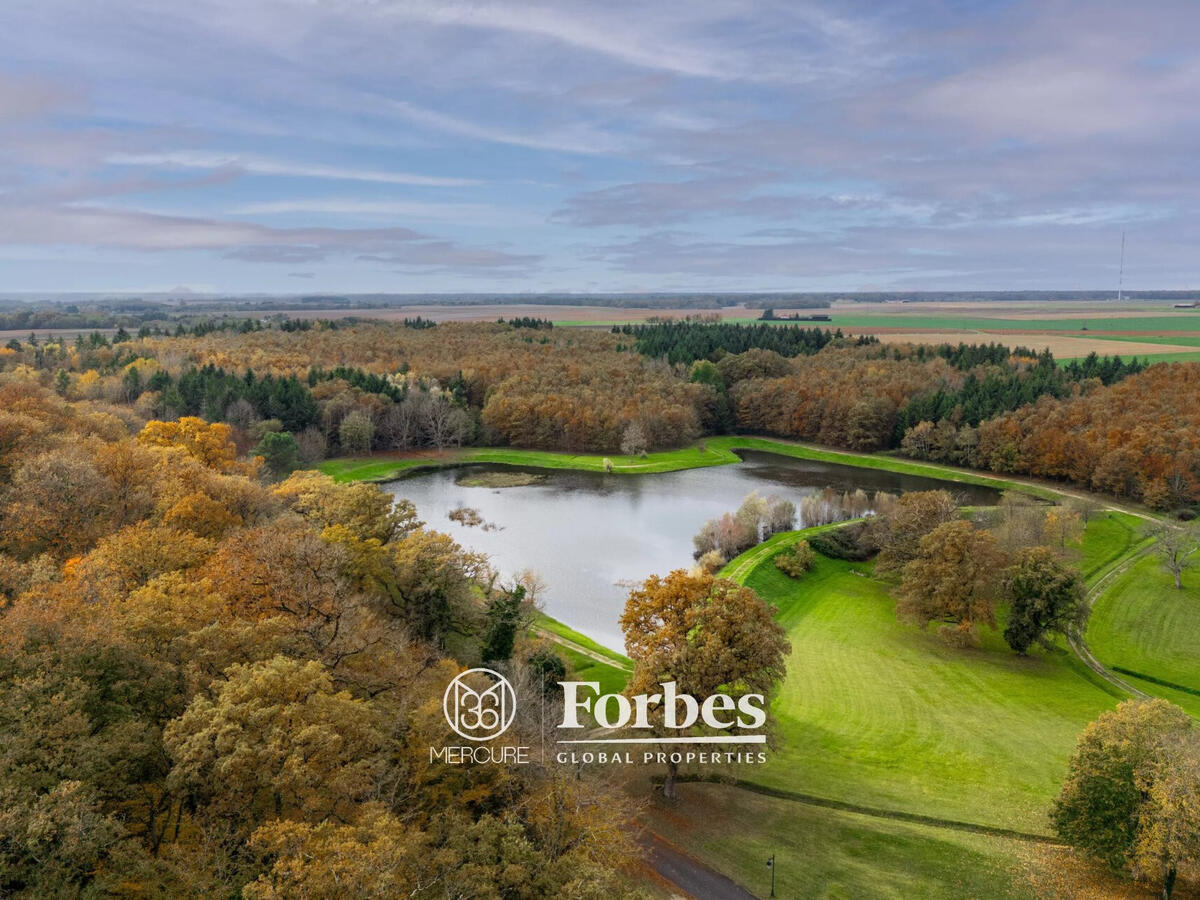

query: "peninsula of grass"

left=315, top=435, right=1060, bottom=500
left=718, top=524, right=1122, bottom=834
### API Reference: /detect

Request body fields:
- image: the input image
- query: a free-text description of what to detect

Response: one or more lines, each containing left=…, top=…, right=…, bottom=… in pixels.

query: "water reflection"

left=386, top=450, right=998, bottom=651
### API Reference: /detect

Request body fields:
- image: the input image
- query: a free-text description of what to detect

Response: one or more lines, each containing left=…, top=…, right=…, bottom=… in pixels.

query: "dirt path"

left=1069, top=545, right=1156, bottom=700
left=532, top=627, right=632, bottom=671
left=639, top=832, right=756, bottom=900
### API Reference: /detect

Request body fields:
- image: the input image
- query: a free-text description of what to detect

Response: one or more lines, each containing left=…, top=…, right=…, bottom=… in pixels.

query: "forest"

left=0, top=377, right=637, bottom=896
left=1, top=315, right=1199, bottom=894
left=0, top=318, right=1194, bottom=510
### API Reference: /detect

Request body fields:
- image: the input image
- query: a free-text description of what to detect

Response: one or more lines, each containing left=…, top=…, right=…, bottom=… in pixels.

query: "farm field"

left=868, top=331, right=1200, bottom=360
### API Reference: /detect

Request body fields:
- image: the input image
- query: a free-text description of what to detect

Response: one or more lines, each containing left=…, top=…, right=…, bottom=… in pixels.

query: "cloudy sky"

left=0, top=0, right=1196, bottom=293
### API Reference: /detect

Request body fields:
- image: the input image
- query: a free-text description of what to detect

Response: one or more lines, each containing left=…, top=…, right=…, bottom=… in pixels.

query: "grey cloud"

left=0, top=74, right=74, bottom=123
left=0, top=203, right=539, bottom=271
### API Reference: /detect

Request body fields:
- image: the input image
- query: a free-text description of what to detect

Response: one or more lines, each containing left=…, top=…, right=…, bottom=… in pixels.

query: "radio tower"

left=1117, top=230, right=1126, bottom=302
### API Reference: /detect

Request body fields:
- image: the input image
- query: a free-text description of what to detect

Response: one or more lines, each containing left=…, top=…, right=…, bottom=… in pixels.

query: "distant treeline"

left=5, top=291, right=1200, bottom=330
left=895, top=351, right=1146, bottom=434
left=614, top=321, right=875, bottom=365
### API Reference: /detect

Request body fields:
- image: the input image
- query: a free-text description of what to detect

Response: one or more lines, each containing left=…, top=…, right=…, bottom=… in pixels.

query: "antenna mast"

left=1117, top=230, right=1125, bottom=302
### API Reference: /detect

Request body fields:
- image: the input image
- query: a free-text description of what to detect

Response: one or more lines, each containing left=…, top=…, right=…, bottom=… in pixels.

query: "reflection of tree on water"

left=737, top=450, right=1000, bottom=506
left=389, top=451, right=1000, bottom=651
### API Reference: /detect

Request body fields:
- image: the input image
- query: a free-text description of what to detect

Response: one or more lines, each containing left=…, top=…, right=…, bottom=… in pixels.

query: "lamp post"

left=766, top=853, right=775, bottom=897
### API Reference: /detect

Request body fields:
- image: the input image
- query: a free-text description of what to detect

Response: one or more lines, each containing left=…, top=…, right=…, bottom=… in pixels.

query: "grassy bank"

left=316, top=435, right=1060, bottom=500
left=1087, top=554, right=1200, bottom=716
left=717, top=524, right=1121, bottom=834
left=642, top=782, right=1041, bottom=900
left=530, top=613, right=630, bottom=695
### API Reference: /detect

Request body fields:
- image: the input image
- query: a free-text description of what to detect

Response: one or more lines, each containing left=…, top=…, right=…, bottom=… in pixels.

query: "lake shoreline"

left=316, top=435, right=1072, bottom=500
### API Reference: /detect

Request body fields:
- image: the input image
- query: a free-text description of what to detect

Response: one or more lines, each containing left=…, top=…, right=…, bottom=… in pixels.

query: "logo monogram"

left=443, top=668, right=517, bottom=741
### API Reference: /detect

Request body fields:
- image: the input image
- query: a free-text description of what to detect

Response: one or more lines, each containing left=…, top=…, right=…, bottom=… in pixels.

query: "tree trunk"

left=1163, top=864, right=1176, bottom=900
left=663, top=759, right=678, bottom=801
left=1174, top=570, right=1182, bottom=590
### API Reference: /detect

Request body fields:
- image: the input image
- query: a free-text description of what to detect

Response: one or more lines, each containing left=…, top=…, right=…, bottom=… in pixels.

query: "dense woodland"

left=0, top=315, right=1198, bottom=894
left=0, top=318, right=1195, bottom=509
left=0, top=379, right=637, bottom=896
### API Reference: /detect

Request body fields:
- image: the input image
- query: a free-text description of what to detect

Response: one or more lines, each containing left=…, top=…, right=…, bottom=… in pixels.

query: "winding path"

left=532, top=626, right=632, bottom=671
left=639, top=832, right=755, bottom=900
left=1069, top=542, right=1156, bottom=700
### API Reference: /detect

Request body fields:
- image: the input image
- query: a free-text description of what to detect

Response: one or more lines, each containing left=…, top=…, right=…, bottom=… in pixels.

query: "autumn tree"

left=895, top=520, right=1006, bottom=640
left=619, top=570, right=789, bottom=799
left=274, top=470, right=418, bottom=544
left=1133, top=735, right=1200, bottom=899
left=1145, top=521, right=1200, bottom=590
left=1052, top=700, right=1196, bottom=896
left=869, top=489, right=959, bottom=573
left=1001, top=547, right=1087, bottom=654
left=0, top=445, right=116, bottom=558
left=138, top=416, right=245, bottom=473
left=164, top=656, right=386, bottom=837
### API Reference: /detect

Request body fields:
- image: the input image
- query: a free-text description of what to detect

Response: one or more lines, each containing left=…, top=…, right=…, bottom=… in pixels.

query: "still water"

left=387, top=450, right=999, bottom=651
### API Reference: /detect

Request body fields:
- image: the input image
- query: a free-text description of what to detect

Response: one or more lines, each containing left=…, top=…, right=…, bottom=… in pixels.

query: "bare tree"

left=619, top=421, right=648, bottom=457
left=295, top=425, right=328, bottom=463
left=420, top=395, right=472, bottom=449
left=379, top=397, right=421, bottom=450
left=224, top=397, right=258, bottom=431
left=1146, top=521, right=1200, bottom=589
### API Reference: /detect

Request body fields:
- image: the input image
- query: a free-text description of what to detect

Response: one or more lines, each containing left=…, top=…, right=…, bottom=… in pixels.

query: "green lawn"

left=724, top=532, right=1121, bottom=834
left=643, top=782, right=1040, bottom=900
left=1079, top=511, right=1148, bottom=584
left=1087, top=554, right=1200, bottom=716
left=530, top=614, right=630, bottom=695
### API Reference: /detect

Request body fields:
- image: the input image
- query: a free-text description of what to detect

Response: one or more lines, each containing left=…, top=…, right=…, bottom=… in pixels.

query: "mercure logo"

left=443, top=668, right=517, bottom=741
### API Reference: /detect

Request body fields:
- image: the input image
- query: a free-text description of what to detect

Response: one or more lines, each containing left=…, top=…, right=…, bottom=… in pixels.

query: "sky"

left=0, top=0, right=1197, bottom=294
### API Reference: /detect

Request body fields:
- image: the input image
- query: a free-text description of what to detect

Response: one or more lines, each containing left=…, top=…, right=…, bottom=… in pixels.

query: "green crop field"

left=723, top=530, right=1121, bottom=834
left=771, top=312, right=1200, bottom=334
left=1087, top=554, right=1200, bottom=716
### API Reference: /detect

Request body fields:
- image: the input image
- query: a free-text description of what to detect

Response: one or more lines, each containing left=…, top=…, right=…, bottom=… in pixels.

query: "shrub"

left=808, top=521, right=874, bottom=561
left=696, top=550, right=726, bottom=574
left=774, top=540, right=815, bottom=578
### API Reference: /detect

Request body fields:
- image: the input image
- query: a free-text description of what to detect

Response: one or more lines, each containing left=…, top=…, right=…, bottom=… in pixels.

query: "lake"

left=386, top=450, right=999, bottom=651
